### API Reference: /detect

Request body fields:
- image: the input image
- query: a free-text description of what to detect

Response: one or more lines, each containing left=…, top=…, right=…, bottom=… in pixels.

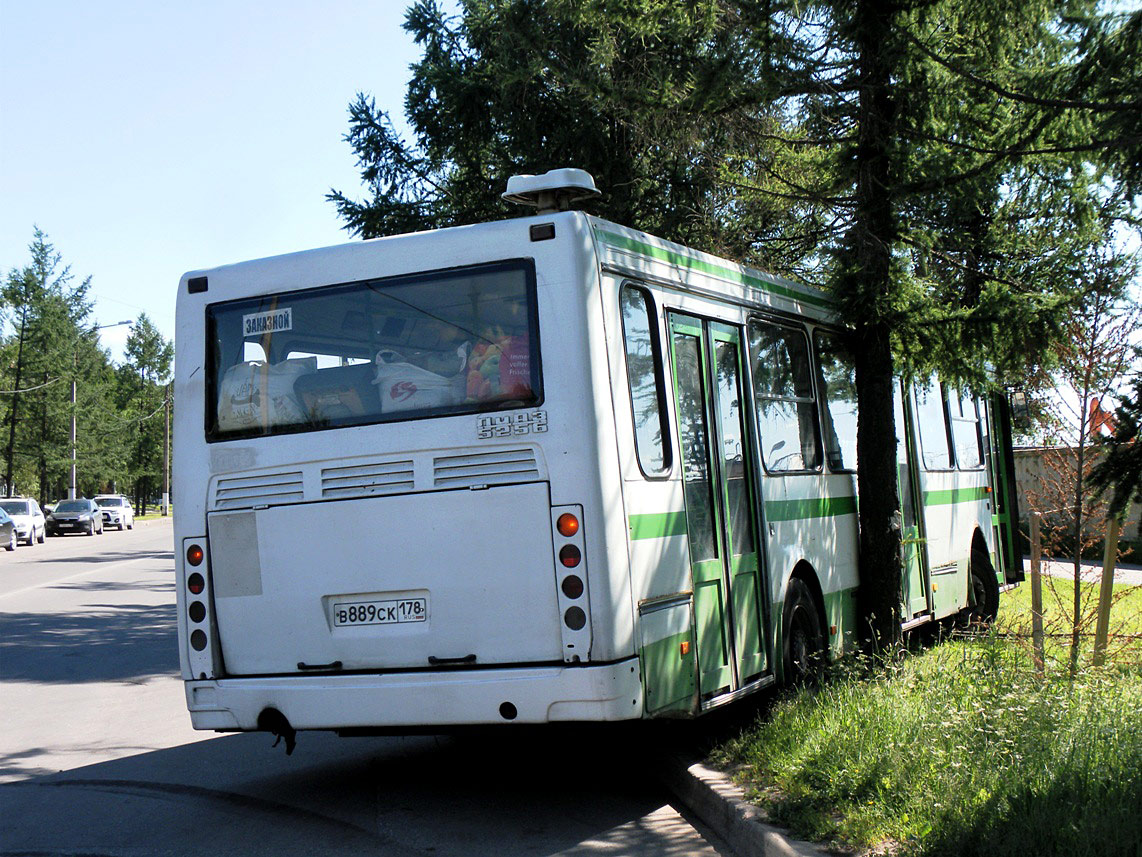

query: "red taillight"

left=556, top=513, right=579, bottom=538
left=559, top=544, right=581, bottom=568
left=187, top=572, right=205, bottom=595
left=186, top=544, right=204, bottom=566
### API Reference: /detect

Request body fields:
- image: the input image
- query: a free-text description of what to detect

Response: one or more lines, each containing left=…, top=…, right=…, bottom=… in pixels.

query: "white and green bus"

left=174, top=169, right=1021, bottom=742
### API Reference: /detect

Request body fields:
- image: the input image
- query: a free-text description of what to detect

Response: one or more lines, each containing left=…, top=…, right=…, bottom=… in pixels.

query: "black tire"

left=37, top=527, right=44, bottom=544
left=782, top=577, right=827, bottom=684
left=968, top=548, right=1000, bottom=626
left=87, top=521, right=96, bottom=536
left=5, top=531, right=15, bottom=551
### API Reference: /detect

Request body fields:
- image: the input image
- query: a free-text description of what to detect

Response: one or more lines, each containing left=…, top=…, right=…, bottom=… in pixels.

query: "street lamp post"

left=70, top=320, right=132, bottom=499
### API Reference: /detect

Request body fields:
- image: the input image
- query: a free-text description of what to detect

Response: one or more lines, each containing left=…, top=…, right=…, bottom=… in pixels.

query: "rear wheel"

left=782, top=577, right=827, bottom=684
left=967, top=549, right=1000, bottom=626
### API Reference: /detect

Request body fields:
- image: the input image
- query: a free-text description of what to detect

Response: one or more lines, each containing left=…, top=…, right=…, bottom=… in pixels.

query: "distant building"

left=1013, top=446, right=1141, bottom=546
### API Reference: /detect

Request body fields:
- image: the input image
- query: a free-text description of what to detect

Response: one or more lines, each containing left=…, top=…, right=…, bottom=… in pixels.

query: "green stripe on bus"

left=595, top=229, right=834, bottom=309
left=765, top=496, right=857, bottom=522
left=923, top=487, right=990, bottom=506
left=629, top=511, right=688, bottom=540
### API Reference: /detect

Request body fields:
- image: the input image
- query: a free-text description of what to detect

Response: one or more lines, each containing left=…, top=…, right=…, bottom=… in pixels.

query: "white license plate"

left=332, top=597, right=427, bottom=627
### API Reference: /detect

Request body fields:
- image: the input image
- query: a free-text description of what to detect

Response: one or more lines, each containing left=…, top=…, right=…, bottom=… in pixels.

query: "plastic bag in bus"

left=216, top=357, right=315, bottom=431
left=372, top=348, right=466, bottom=413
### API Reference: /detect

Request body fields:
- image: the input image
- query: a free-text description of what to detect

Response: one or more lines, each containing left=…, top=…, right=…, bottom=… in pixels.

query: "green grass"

left=712, top=595, right=1142, bottom=856
left=997, top=575, right=1142, bottom=667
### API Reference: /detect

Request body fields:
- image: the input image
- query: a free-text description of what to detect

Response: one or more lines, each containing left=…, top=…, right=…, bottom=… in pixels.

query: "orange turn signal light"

left=680, top=641, right=691, bottom=657
left=556, top=513, right=580, bottom=538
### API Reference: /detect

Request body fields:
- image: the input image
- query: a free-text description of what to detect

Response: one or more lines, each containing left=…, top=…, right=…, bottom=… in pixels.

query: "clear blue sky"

left=1, top=1, right=421, bottom=360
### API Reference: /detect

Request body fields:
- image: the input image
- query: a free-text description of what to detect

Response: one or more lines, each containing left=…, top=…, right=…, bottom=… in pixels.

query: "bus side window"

left=620, top=285, right=671, bottom=476
left=813, top=330, right=858, bottom=471
left=748, top=319, right=822, bottom=472
left=949, top=392, right=984, bottom=470
left=914, top=382, right=953, bottom=470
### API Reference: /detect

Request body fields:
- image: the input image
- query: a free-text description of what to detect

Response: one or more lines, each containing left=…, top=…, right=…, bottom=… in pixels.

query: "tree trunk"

left=848, top=0, right=904, bottom=650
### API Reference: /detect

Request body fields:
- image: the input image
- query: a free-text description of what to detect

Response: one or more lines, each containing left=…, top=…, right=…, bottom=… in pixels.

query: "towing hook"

left=257, top=708, right=297, bottom=756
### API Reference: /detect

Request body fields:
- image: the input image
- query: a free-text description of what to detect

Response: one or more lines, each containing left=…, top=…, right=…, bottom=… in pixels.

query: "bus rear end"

left=173, top=211, right=641, bottom=737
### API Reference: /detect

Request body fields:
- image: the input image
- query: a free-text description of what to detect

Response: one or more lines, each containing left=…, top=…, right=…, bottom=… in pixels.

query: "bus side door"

left=668, top=314, right=768, bottom=697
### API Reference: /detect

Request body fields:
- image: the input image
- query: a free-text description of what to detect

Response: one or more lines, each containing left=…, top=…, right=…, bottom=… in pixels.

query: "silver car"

left=0, top=497, right=46, bottom=546
left=94, top=495, right=135, bottom=530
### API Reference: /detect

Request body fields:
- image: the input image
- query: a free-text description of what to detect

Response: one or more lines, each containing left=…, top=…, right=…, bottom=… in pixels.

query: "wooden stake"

left=1092, top=511, right=1124, bottom=668
left=1031, top=512, right=1044, bottom=675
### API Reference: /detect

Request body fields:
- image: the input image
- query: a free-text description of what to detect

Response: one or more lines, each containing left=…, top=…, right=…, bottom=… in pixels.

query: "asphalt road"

left=0, top=518, right=731, bottom=856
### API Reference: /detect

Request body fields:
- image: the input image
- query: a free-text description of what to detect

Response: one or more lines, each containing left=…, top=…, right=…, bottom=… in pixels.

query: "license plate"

left=332, top=597, right=427, bottom=627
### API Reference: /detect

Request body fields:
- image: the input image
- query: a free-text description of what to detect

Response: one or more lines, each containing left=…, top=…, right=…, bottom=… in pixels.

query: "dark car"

left=45, top=498, right=105, bottom=537
left=0, top=508, right=15, bottom=551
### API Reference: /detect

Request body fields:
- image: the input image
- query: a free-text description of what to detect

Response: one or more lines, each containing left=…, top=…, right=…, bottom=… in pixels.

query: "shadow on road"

left=37, top=549, right=175, bottom=565
left=0, top=601, right=178, bottom=684
left=1, top=726, right=723, bottom=856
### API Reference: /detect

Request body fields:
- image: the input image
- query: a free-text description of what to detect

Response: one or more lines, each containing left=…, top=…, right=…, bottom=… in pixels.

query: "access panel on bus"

left=207, top=482, right=563, bottom=675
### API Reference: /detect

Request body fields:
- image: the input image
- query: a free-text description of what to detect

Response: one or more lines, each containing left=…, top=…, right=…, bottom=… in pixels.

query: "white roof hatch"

left=502, top=168, right=601, bottom=215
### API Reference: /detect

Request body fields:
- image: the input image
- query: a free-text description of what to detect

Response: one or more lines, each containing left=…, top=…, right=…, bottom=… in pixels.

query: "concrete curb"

left=661, top=756, right=832, bottom=857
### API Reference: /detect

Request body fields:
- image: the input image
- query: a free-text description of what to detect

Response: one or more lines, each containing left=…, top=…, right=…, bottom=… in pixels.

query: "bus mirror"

left=1008, top=389, right=1031, bottom=431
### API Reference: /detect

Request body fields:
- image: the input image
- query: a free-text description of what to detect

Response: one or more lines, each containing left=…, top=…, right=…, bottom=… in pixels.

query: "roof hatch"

left=502, top=168, right=601, bottom=215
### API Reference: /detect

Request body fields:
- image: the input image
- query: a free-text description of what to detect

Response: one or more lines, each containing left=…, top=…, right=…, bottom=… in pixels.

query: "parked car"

left=93, top=495, right=134, bottom=530
left=0, top=497, right=46, bottom=545
left=0, top=509, right=15, bottom=551
left=45, top=498, right=105, bottom=537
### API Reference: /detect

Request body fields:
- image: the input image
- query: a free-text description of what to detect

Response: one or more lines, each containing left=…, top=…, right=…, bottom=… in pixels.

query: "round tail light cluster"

left=551, top=506, right=589, bottom=661
left=184, top=540, right=211, bottom=671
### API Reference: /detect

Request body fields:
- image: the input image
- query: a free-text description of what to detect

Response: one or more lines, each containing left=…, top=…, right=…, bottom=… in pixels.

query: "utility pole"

left=68, top=375, right=77, bottom=499
left=162, top=382, right=170, bottom=516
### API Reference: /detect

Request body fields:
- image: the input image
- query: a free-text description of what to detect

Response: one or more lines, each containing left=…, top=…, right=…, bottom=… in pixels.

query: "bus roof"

left=587, top=216, right=836, bottom=323
left=179, top=208, right=836, bottom=326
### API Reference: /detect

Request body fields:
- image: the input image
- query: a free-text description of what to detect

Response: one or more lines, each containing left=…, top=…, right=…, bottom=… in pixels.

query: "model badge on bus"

left=477, top=410, right=548, bottom=439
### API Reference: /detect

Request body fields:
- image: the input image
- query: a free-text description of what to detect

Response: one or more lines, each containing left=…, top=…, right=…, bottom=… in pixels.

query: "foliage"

left=0, top=230, right=172, bottom=505
left=712, top=628, right=1142, bottom=856
left=1090, top=366, right=1142, bottom=519
left=327, top=0, right=831, bottom=277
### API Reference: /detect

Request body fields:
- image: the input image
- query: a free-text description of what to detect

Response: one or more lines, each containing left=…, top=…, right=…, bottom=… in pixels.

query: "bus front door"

left=669, top=315, right=768, bottom=698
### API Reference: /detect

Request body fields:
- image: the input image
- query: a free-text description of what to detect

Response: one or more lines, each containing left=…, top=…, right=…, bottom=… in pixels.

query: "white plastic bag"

left=372, top=348, right=464, bottom=413
left=217, top=357, right=315, bottom=430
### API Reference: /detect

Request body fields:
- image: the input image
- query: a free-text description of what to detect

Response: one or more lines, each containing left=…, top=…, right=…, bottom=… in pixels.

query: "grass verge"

left=712, top=605, right=1142, bottom=855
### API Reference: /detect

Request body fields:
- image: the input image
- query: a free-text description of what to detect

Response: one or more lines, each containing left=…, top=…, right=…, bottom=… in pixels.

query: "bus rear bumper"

left=185, top=659, right=643, bottom=731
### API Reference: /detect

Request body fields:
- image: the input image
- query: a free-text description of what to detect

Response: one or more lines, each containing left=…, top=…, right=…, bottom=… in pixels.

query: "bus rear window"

left=206, top=260, right=541, bottom=440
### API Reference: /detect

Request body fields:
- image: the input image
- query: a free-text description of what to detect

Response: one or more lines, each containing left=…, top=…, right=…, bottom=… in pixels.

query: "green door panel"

left=668, top=315, right=769, bottom=698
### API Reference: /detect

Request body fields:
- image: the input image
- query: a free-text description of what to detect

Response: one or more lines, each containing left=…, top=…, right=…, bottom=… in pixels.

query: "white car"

left=94, top=495, right=135, bottom=530
left=0, top=497, right=46, bottom=546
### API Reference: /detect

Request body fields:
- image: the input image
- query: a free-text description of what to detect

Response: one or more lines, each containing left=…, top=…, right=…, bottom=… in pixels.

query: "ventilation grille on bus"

left=321, top=460, right=415, bottom=499
left=214, top=471, right=305, bottom=509
left=433, top=448, right=540, bottom=488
